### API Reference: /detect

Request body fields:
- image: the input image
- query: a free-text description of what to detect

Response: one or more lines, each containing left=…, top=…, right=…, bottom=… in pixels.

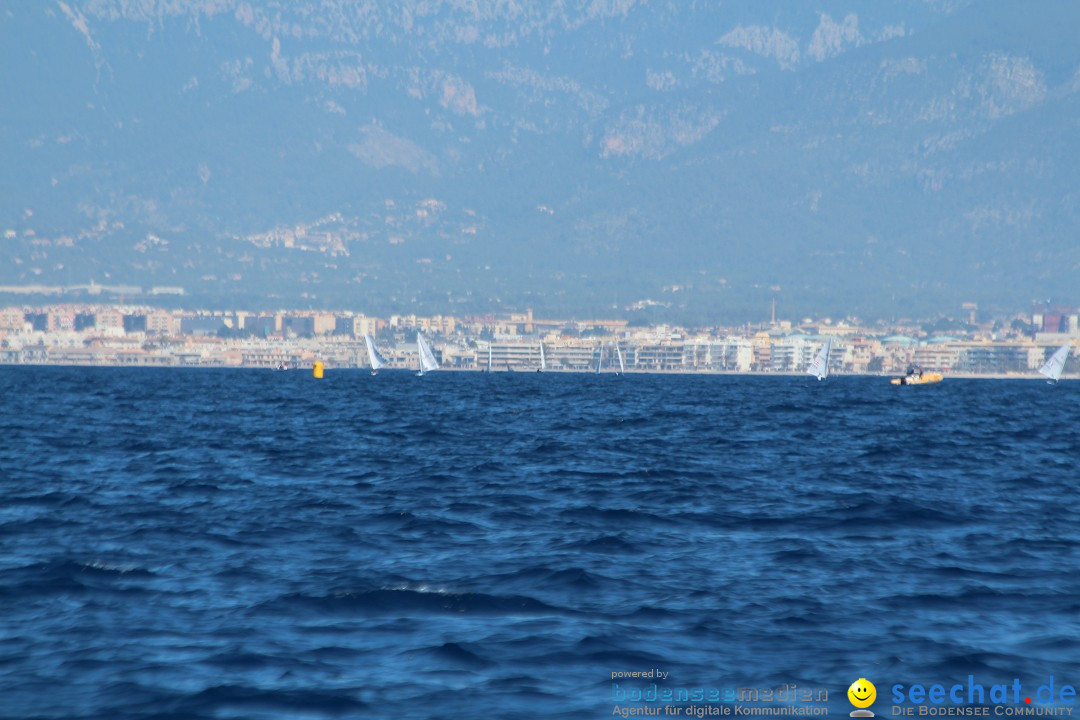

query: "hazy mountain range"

left=3, top=0, right=1078, bottom=323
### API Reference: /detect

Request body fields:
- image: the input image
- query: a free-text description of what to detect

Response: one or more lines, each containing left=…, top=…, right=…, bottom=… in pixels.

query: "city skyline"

left=0, top=281, right=1076, bottom=327
left=3, top=300, right=1076, bottom=377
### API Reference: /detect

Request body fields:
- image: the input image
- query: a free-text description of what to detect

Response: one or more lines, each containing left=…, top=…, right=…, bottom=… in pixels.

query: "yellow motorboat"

left=891, top=372, right=943, bottom=385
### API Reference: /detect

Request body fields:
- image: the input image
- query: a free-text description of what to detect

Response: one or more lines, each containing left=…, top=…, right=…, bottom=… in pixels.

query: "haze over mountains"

left=3, top=0, right=1078, bottom=323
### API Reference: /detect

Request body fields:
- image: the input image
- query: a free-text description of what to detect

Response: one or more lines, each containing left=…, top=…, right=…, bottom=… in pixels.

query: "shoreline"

left=0, top=362, right=1069, bottom=381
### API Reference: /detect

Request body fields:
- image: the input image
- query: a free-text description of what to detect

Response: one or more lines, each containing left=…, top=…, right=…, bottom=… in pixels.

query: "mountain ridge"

left=2, top=0, right=1077, bottom=322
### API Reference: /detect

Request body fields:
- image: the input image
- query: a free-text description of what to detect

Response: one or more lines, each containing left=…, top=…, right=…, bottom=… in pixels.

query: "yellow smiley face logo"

left=848, top=679, right=876, bottom=708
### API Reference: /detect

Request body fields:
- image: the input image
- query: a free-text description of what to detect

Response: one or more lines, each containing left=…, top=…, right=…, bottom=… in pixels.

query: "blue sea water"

left=1, top=367, right=1078, bottom=719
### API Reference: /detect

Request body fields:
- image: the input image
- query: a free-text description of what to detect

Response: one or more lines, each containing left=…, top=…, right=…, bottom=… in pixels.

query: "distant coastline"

left=0, top=362, right=1068, bottom=381
left=1, top=303, right=1076, bottom=377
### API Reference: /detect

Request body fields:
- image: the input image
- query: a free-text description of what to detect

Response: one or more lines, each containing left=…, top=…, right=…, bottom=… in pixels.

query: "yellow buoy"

left=313, top=361, right=324, bottom=379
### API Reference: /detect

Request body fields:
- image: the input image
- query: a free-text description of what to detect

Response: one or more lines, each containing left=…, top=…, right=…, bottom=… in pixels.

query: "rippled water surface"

left=1, top=367, right=1078, bottom=719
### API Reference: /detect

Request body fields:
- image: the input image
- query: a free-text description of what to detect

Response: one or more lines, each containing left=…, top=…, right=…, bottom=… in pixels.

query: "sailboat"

left=416, top=333, right=439, bottom=376
left=807, top=337, right=832, bottom=381
left=595, top=345, right=603, bottom=374
left=485, top=345, right=492, bottom=373
left=538, top=342, right=546, bottom=373
left=364, top=334, right=388, bottom=375
left=1038, top=343, right=1071, bottom=384
left=614, top=344, right=626, bottom=376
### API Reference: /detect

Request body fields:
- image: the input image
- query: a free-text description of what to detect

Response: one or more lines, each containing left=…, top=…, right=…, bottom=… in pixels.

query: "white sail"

left=807, top=337, right=832, bottom=381
left=615, top=344, right=626, bottom=374
left=416, top=333, right=439, bottom=375
left=364, top=334, right=387, bottom=371
left=487, top=345, right=492, bottom=372
left=596, top=345, right=603, bottom=374
left=539, top=342, right=546, bottom=371
left=1038, top=343, right=1070, bottom=383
